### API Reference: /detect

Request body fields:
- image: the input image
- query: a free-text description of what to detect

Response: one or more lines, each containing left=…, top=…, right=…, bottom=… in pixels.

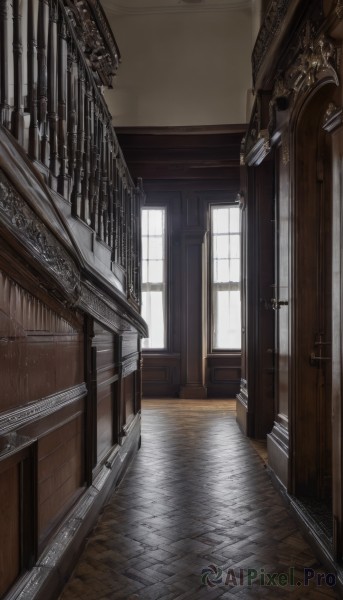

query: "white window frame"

left=141, top=207, right=167, bottom=350
left=210, top=204, right=241, bottom=352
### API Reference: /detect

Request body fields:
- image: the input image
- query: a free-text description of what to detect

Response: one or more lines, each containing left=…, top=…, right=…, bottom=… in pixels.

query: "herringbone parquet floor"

left=59, top=400, right=340, bottom=599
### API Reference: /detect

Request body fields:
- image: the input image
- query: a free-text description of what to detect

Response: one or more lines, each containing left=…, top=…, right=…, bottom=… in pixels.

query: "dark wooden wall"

left=0, top=2, right=147, bottom=598
left=242, top=0, right=343, bottom=572
left=118, top=127, right=244, bottom=399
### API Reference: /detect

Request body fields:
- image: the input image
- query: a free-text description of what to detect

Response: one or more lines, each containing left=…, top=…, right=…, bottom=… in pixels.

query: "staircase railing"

left=0, top=0, right=142, bottom=307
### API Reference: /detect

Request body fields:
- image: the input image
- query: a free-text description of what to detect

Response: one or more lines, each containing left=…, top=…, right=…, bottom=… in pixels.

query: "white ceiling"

left=101, top=0, right=253, bottom=127
left=101, top=0, right=251, bottom=15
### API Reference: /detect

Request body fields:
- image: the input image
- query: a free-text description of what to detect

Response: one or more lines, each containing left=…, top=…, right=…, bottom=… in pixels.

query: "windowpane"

left=212, top=207, right=229, bottom=234
left=211, top=205, right=241, bottom=350
left=142, top=210, right=148, bottom=235
left=149, top=237, right=163, bottom=260
left=213, top=259, right=230, bottom=283
left=146, top=260, right=163, bottom=283
left=230, top=258, right=240, bottom=282
left=229, top=235, right=240, bottom=259
left=213, top=235, right=229, bottom=259
left=141, top=291, right=165, bottom=349
left=148, top=210, right=163, bottom=236
left=229, top=209, right=240, bottom=233
left=141, top=208, right=166, bottom=349
left=213, top=290, right=241, bottom=349
left=142, top=260, right=148, bottom=283
left=142, top=237, right=148, bottom=260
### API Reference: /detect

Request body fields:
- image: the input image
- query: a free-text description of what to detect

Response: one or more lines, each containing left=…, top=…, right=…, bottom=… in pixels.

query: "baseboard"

left=267, top=421, right=289, bottom=491
left=6, top=413, right=141, bottom=600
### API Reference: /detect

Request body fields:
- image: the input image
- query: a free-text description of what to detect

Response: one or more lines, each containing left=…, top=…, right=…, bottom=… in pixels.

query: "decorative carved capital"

left=287, top=26, right=338, bottom=95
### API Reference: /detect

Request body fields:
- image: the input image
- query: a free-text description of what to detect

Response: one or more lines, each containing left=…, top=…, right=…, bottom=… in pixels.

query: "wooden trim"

left=5, top=413, right=141, bottom=600
left=116, top=124, right=247, bottom=136
left=0, top=384, right=87, bottom=436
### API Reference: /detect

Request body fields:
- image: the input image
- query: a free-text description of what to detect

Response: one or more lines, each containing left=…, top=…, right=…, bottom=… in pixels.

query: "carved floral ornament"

left=245, top=26, right=340, bottom=164
left=0, top=170, right=80, bottom=298
left=64, top=0, right=120, bottom=88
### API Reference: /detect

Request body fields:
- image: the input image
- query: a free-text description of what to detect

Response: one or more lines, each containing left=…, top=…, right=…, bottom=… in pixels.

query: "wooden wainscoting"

left=206, top=353, right=241, bottom=398
left=142, top=353, right=181, bottom=397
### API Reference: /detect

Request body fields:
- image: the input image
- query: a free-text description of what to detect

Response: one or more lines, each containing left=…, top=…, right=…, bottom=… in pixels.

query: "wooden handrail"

left=0, top=0, right=143, bottom=308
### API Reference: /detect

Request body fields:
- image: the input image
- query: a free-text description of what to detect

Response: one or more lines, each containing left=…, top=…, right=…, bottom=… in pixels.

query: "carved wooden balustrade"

left=0, top=0, right=142, bottom=307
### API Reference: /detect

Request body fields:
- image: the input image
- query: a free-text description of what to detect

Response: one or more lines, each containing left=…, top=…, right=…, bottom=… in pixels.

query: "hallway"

left=59, top=401, right=339, bottom=600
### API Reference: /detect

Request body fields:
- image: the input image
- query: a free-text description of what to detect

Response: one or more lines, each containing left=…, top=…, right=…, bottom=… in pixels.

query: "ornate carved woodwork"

left=0, top=169, right=80, bottom=299
left=245, top=24, right=339, bottom=164
left=0, top=0, right=143, bottom=310
left=0, top=3, right=146, bottom=597
left=252, top=0, right=291, bottom=86
left=64, top=0, right=120, bottom=88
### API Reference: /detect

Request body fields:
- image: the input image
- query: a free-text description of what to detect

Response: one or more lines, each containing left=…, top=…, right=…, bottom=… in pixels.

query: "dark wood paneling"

left=142, top=354, right=181, bottom=398
left=0, top=271, right=84, bottom=413
left=123, top=373, right=135, bottom=426
left=206, top=354, right=241, bottom=398
left=37, top=415, right=84, bottom=548
left=122, top=332, right=138, bottom=358
left=92, top=322, right=119, bottom=465
left=117, top=129, right=244, bottom=187
left=0, top=463, right=20, bottom=597
left=97, top=385, right=114, bottom=462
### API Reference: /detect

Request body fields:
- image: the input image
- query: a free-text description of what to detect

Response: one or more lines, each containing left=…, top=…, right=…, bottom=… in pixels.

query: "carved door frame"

left=288, top=78, right=340, bottom=555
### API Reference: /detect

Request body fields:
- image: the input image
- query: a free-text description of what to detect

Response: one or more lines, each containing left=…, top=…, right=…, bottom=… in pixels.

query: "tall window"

left=211, top=205, right=241, bottom=350
left=141, top=208, right=166, bottom=349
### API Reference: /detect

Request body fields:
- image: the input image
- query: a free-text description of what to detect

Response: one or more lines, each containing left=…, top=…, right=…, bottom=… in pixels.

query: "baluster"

left=27, top=0, right=39, bottom=159
left=66, top=42, right=77, bottom=190
left=88, top=97, right=97, bottom=227
left=112, top=159, right=119, bottom=263
left=118, top=172, right=124, bottom=266
left=122, top=184, right=128, bottom=271
left=92, top=113, right=101, bottom=232
left=71, top=61, right=85, bottom=217
left=99, top=127, right=109, bottom=242
left=0, top=0, right=11, bottom=128
left=136, top=178, right=144, bottom=304
left=107, top=147, right=114, bottom=252
left=37, top=0, right=49, bottom=165
left=12, top=0, right=24, bottom=143
left=57, top=9, right=68, bottom=196
left=81, top=82, right=92, bottom=223
left=48, top=0, right=59, bottom=181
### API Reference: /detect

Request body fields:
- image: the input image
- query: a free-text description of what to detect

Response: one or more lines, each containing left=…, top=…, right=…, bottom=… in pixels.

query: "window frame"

left=141, top=206, right=168, bottom=351
left=208, top=202, right=241, bottom=354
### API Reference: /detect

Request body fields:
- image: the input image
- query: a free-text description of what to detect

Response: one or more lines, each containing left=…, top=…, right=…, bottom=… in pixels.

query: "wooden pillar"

left=237, top=158, right=275, bottom=438
left=179, top=192, right=207, bottom=399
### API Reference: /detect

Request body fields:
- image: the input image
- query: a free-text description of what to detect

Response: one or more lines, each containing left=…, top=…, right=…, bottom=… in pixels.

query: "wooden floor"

left=59, top=400, right=339, bottom=599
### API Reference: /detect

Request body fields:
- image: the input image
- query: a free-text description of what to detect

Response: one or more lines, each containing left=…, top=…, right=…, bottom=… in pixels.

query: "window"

left=211, top=205, right=241, bottom=350
left=141, top=208, right=166, bottom=349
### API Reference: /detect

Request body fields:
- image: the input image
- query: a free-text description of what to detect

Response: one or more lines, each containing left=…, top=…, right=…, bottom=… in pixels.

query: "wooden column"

left=237, top=157, right=275, bottom=438
left=179, top=193, right=207, bottom=399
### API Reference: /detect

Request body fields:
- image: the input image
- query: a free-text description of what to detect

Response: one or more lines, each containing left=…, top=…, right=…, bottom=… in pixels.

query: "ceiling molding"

left=101, top=0, right=251, bottom=16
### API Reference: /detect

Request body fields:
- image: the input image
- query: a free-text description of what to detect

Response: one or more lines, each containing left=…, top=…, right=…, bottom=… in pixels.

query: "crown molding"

left=101, top=0, right=251, bottom=16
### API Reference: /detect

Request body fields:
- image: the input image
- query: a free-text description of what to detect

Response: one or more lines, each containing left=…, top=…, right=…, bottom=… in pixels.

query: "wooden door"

left=292, top=87, right=333, bottom=506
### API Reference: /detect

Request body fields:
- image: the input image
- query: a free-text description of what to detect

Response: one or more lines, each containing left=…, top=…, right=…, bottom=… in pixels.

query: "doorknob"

left=270, top=298, right=288, bottom=310
left=309, top=351, right=331, bottom=366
